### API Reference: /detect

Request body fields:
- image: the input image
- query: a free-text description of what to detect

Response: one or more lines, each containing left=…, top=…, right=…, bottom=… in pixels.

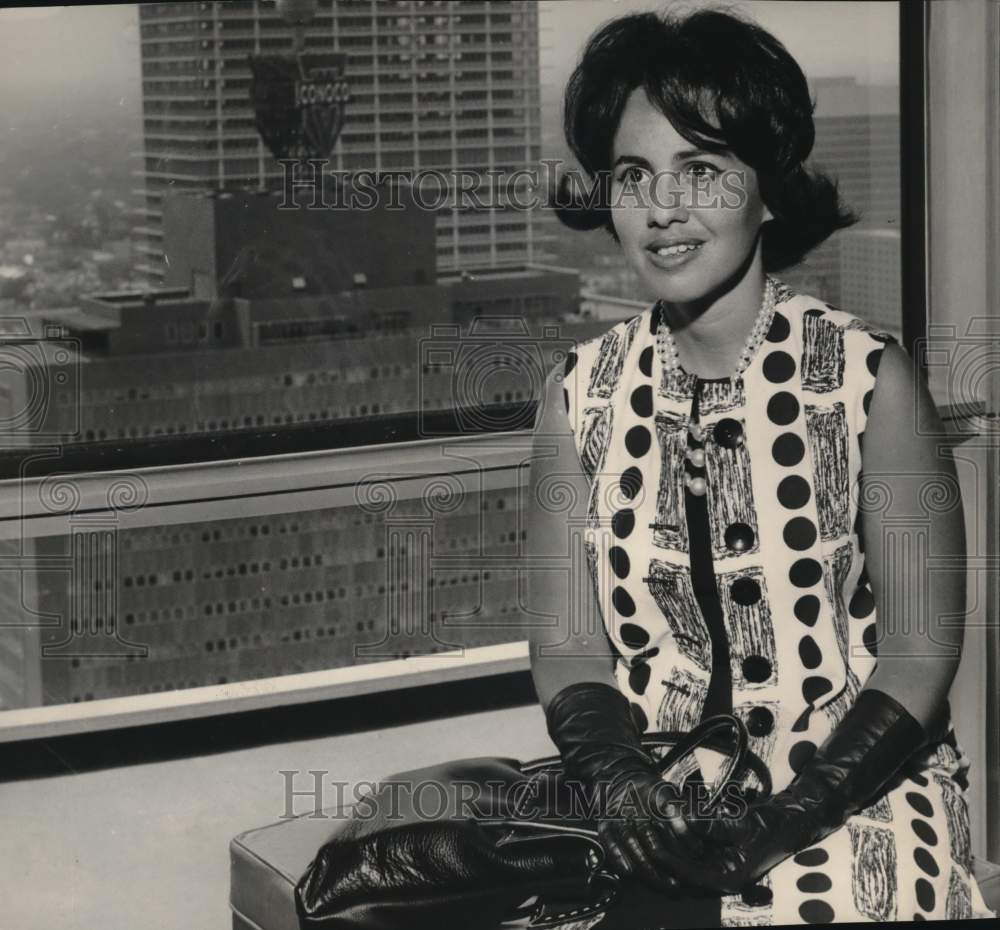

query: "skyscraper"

left=133, top=0, right=546, bottom=281
left=838, top=228, right=902, bottom=338
left=782, top=77, right=900, bottom=312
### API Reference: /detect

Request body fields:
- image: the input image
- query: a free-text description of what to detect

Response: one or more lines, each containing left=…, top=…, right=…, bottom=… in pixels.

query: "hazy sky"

left=0, top=1, right=897, bottom=117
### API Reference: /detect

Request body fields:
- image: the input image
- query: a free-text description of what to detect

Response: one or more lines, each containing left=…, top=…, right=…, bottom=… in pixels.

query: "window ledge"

left=0, top=641, right=530, bottom=744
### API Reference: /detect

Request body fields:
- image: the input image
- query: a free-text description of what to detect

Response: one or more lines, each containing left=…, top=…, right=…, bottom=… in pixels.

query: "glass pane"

left=0, top=479, right=533, bottom=709
left=0, top=1, right=571, bottom=471
left=0, top=0, right=904, bottom=717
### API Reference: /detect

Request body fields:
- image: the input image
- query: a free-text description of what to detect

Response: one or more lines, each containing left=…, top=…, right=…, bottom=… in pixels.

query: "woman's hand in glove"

left=682, top=784, right=835, bottom=894
left=593, top=765, right=718, bottom=895
left=543, top=682, right=723, bottom=895
left=683, top=687, right=930, bottom=894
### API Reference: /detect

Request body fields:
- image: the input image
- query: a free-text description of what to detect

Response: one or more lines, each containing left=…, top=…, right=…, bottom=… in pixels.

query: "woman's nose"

left=646, top=170, right=691, bottom=225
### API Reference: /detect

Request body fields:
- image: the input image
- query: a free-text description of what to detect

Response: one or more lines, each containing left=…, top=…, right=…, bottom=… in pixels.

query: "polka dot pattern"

left=624, top=425, right=651, bottom=458
left=791, top=706, right=813, bottom=732
left=915, top=878, right=936, bottom=911
left=767, top=390, right=799, bottom=425
left=628, top=661, right=650, bottom=695
left=777, top=475, right=811, bottom=509
left=906, top=792, right=934, bottom=818
left=849, top=584, right=875, bottom=619
left=630, top=385, right=652, bottom=418
left=763, top=350, right=796, bottom=383
left=638, top=345, right=653, bottom=378
left=798, top=635, right=822, bottom=669
left=788, top=740, right=817, bottom=774
left=620, top=467, right=642, bottom=500
left=611, top=586, right=635, bottom=617
left=798, top=900, right=835, bottom=923
left=741, top=884, right=773, bottom=907
left=802, top=675, right=834, bottom=703
left=794, top=595, right=821, bottom=626
left=912, top=820, right=938, bottom=846
left=789, top=558, right=823, bottom=588
left=862, top=623, right=879, bottom=658
left=797, top=873, right=833, bottom=893
left=608, top=546, right=630, bottom=579
left=619, top=623, right=649, bottom=649
left=765, top=311, right=790, bottom=342
left=611, top=509, right=634, bottom=539
left=772, top=432, right=805, bottom=466
left=783, top=516, right=818, bottom=550
left=914, top=847, right=940, bottom=878
left=794, top=848, right=829, bottom=867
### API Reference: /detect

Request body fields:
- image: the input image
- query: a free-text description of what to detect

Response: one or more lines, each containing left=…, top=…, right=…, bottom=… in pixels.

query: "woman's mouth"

left=645, top=242, right=705, bottom=269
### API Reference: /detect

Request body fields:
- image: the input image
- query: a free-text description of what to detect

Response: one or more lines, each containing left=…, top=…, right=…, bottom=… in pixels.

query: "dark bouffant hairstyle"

left=553, top=7, right=857, bottom=271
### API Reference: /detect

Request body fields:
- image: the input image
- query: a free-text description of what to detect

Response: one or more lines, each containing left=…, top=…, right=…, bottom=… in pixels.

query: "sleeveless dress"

left=559, top=279, right=996, bottom=926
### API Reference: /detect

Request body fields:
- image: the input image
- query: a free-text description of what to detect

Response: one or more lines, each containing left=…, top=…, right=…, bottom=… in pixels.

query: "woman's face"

left=609, top=88, right=773, bottom=304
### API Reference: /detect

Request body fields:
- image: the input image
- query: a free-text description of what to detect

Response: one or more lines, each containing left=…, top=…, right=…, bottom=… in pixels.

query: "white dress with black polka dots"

left=560, top=280, right=996, bottom=925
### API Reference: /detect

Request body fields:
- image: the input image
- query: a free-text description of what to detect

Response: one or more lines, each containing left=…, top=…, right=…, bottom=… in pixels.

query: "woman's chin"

left=639, top=271, right=711, bottom=305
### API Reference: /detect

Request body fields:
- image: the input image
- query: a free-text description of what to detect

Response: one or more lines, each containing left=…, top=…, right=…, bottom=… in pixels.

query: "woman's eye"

left=617, top=165, right=646, bottom=184
left=687, top=162, right=720, bottom=180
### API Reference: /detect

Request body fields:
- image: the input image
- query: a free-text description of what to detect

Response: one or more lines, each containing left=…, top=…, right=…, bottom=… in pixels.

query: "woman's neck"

left=659, top=268, right=769, bottom=380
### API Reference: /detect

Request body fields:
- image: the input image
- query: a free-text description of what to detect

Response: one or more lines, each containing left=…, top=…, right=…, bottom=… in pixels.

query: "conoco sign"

left=249, top=53, right=350, bottom=161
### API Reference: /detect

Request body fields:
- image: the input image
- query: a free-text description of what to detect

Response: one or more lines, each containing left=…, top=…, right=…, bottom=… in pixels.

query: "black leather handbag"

left=294, top=714, right=770, bottom=930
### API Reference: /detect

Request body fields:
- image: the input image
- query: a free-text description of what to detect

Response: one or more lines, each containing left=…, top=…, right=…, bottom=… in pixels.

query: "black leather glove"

left=544, top=681, right=717, bottom=895
left=688, top=688, right=930, bottom=894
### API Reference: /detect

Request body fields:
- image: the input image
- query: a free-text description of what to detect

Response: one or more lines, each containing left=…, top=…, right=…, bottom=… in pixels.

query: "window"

left=0, top=0, right=950, bottom=736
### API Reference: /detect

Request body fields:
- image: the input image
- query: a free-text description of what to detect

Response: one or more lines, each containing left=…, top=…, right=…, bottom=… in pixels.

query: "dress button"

left=747, top=706, right=775, bottom=737
left=713, top=417, right=744, bottom=449
left=742, top=655, right=772, bottom=683
left=724, top=522, right=755, bottom=552
left=730, top=576, right=761, bottom=606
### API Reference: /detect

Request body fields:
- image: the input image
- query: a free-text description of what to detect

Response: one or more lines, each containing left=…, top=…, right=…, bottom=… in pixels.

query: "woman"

left=527, top=8, right=995, bottom=926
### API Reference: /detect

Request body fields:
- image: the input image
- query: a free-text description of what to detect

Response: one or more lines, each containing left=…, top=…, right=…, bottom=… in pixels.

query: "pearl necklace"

left=656, top=275, right=778, bottom=380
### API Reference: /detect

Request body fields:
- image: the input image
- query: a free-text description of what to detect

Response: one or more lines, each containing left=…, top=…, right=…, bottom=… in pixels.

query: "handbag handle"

left=520, top=713, right=771, bottom=808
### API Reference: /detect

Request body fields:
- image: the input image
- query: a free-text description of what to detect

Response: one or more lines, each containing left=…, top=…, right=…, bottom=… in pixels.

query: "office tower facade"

left=134, top=0, right=546, bottom=280
left=3, top=486, right=540, bottom=708
left=838, top=228, right=902, bottom=338
left=780, top=78, right=901, bottom=313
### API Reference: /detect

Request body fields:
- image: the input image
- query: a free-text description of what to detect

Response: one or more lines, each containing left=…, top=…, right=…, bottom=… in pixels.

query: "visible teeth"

left=656, top=243, right=701, bottom=256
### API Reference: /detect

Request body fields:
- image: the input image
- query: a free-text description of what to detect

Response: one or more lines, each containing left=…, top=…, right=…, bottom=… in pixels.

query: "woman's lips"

left=645, top=242, right=705, bottom=270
